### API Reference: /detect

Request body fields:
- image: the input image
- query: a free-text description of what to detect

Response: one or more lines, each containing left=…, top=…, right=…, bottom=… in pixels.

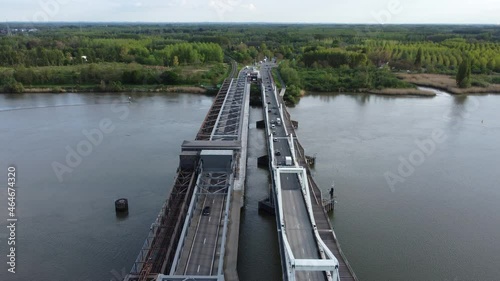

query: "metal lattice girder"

left=210, top=74, right=248, bottom=141
left=198, top=172, right=229, bottom=194
left=196, top=79, right=233, bottom=140
left=128, top=167, right=199, bottom=281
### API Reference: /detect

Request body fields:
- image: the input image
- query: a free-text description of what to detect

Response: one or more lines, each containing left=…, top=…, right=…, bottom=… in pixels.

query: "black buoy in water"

left=115, top=198, right=129, bottom=213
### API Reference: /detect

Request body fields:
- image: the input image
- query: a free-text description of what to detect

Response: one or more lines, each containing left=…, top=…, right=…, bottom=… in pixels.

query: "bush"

left=3, top=79, right=24, bottom=93
left=471, top=79, right=489, bottom=88
left=108, top=81, right=124, bottom=92
left=160, top=70, right=182, bottom=85
left=51, top=86, right=64, bottom=93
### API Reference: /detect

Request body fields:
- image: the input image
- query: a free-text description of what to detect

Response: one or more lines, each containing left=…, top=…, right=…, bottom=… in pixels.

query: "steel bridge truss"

left=198, top=172, right=230, bottom=195
left=211, top=74, right=248, bottom=141
left=196, top=79, right=233, bottom=141
left=274, top=167, right=340, bottom=281
left=126, top=167, right=199, bottom=281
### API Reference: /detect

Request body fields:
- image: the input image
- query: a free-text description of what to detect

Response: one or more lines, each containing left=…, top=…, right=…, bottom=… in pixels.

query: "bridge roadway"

left=261, top=62, right=358, bottom=281
left=261, top=64, right=327, bottom=281
left=176, top=193, right=227, bottom=275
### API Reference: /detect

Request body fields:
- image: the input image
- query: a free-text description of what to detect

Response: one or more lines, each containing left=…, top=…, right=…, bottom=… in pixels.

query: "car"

left=272, top=130, right=276, bottom=135
left=275, top=150, right=281, bottom=156
left=271, top=120, right=275, bottom=124
left=202, top=206, right=210, bottom=216
left=268, top=109, right=271, bottom=113
left=271, top=124, right=275, bottom=129
left=273, top=138, right=278, bottom=142
left=267, top=101, right=271, bottom=104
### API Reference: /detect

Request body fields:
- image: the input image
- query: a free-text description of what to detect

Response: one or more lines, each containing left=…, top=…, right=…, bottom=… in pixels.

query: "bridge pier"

left=305, top=155, right=316, bottom=167
left=258, top=197, right=275, bottom=215
left=258, top=184, right=275, bottom=215
left=257, top=155, right=269, bottom=168
left=256, top=120, right=266, bottom=129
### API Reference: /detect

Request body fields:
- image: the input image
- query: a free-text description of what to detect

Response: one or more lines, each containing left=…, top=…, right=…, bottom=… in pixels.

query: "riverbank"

left=0, top=85, right=210, bottom=95
left=367, top=88, right=436, bottom=96
left=305, top=87, right=436, bottom=98
left=397, top=73, right=500, bottom=95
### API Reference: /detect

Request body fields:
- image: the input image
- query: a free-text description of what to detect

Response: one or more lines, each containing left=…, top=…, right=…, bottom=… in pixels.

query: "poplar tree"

left=456, top=58, right=471, bottom=88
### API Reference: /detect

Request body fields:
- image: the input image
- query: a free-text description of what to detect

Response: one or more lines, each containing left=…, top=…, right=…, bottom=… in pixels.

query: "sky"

left=1, top=0, right=500, bottom=24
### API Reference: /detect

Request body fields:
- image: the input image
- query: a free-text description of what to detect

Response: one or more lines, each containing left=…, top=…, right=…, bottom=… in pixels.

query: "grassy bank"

left=5, top=85, right=208, bottom=94
left=367, top=88, right=436, bottom=96
left=398, top=73, right=500, bottom=94
left=0, top=63, right=228, bottom=94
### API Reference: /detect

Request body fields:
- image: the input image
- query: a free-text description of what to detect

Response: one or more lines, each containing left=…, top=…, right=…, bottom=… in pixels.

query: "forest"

left=1, top=23, right=500, bottom=101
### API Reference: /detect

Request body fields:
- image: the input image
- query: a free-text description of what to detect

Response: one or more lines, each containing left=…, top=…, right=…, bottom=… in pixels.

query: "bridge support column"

left=256, top=120, right=266, bottom=129
left=258, top=197, right=275, bottom=215
left=258, top=184, right=275, bottom=215
left=257, top=155, right=269, bottom=167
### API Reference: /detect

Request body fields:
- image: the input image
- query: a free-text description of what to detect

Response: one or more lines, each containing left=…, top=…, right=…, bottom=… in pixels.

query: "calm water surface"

left=1, top=91, right=499, bottom=281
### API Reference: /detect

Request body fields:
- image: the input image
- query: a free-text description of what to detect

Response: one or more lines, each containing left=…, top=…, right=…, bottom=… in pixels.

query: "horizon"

left=3, top=21, right=500, bottom=26
left=2, top=0, right=500, bottom=25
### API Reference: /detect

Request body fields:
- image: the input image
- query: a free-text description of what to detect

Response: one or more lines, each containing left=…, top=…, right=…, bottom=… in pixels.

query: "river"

left=1, top=91, right=499, bottom=281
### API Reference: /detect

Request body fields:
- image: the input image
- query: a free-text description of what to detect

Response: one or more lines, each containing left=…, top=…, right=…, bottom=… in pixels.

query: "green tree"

left=414, top=47, right=423, bottom=68
left=160, top=70, right=181, bottom=85
left=456, top=58, right=471, bottom=88
left=3, top=79, right=24, bottom=93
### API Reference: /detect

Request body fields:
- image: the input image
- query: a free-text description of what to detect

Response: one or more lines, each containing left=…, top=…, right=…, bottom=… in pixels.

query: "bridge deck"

left=262, top=62, right=358, bottom=281
left=282, top=188, right=326, bottom=281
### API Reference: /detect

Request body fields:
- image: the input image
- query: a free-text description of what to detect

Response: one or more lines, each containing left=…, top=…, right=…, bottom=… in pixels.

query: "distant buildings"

left=0, top=27, right=38, bottom=36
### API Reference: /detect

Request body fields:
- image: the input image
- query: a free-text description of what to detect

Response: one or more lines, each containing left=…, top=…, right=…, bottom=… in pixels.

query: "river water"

left=1, top=91, right=499, bottom=281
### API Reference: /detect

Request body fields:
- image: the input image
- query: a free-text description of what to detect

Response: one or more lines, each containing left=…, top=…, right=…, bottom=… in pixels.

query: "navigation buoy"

left=115, top=198, right=129, bottom=213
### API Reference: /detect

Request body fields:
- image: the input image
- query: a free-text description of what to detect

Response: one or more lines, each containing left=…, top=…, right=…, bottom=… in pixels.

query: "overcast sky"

left=2, top=0, right=500, bottom=24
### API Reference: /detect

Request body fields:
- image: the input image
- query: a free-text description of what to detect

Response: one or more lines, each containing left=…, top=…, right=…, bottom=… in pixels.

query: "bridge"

left=258, top=63, right=358, bottom=281
left=124, top=61, right=358, bottom=281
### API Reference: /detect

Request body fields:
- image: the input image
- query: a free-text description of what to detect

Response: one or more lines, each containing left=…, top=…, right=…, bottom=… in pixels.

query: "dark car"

left=202, top=206, right=210, bottom=216
left=275, top=150, right=281, bottom=156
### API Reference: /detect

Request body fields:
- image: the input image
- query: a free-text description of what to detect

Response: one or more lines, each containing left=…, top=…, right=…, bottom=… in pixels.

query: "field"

left=398, top=73, right=500, bottom=94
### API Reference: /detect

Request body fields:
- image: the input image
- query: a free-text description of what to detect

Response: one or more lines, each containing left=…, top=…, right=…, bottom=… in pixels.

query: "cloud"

left=0, top=0, right=499, bottom=23
left=241, top=3, right=256, bottom=11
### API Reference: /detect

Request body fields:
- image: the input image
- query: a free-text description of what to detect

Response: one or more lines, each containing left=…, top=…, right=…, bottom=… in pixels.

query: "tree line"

left=0, top=36, right=223, bottom=67
left=2, top=23, right=500, bottom=95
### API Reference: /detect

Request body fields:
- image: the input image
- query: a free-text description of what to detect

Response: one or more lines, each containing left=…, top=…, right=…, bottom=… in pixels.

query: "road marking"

left=213, top=199, right=215, bottom=204
left=203, top=238, right=206, bottom=244
left=302, top=248, right=305, bottom=254
left=209, top=217, right=211, bottom=222
left=197, top=265, right=200, bottom=273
